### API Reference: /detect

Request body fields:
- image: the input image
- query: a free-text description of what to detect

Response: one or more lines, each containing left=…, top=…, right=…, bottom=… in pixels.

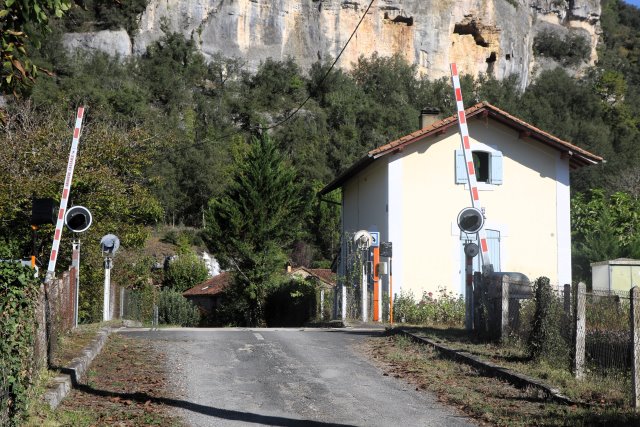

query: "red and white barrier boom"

left=45, top=107, right=86, bottom=281
left=449, top=65, right=492, bottom=272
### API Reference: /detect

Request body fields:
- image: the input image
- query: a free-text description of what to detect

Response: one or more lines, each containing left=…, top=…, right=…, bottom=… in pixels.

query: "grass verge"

left=365, top=333, right=640, bottom=426
left=27, top=332, right=183, bottom=426
left=402, top=326, right=630, bottom=406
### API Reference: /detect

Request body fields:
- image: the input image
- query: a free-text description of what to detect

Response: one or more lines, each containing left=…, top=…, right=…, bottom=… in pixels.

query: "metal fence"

left=121, top=287, right=155, bottom=324
left=506, top=286, right=572, bottom=366
left=584, top=289, right=632, bottom=375
left=504, top=281, right=640, bottom=407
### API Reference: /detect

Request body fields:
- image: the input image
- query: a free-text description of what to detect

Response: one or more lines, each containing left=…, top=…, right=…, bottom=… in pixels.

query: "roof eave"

left=319, top=154, right=374, bottom=195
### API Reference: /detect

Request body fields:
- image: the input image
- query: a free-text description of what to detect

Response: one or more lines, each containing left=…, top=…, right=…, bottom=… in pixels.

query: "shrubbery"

left=527, top=277, right=569, bottom=365
left=533, top=29, right=591, bottom=66
left=158, top=289, right=200, bottom=327
left=0, top=263, right=40, bottom=426
left=393, top=288, right=465, bottom=326
left=264, top=278, right=318, bottom=327
left=163, top=252, right=209, bottom=293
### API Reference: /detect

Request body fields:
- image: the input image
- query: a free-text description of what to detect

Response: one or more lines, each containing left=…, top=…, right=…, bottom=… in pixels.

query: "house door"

left=459, top=229, right=501, bottom=296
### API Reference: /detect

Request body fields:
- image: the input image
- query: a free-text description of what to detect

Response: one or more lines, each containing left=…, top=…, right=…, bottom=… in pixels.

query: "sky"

left=625, top=0, right=640, bottom=7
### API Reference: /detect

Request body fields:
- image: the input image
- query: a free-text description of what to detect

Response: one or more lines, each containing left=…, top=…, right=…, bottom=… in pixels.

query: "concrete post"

left=71, top=240, right=80, bottom=328
left=361, top=262, right=368, bottom=322
left=119, top=287, right=124, bottom=319
left=320, top=289, right=325, bottom=320
left=573, top=282, right=586, bottom=379
left=103, top=258, right=112, bottom=322
left=500, top=276, right=510, bottom=341
left=341, top=284, right=347, bottom=321
left=631, top=286, right=640, bottom=410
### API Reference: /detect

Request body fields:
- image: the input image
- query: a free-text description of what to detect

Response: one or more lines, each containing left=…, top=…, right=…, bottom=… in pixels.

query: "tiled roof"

left=307, top=268, right=337, bottom=286
left=290, top=267, right=337, bottom=286
left=320, top=102, right=604, bottom=195
left=183, top=272, right=231, bottom=297
left=183, top=267, right=337, bottom=298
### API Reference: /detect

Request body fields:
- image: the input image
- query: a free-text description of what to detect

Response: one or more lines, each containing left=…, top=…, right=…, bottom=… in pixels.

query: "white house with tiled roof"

left=320, top=102, right=603, bottom=300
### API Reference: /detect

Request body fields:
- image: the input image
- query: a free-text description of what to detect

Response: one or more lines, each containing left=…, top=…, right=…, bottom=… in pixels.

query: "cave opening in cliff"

left=486, top=51, right=497, bottom=75
left=383, top=12, right=414, bottom=26
left=453, top=21, right=489, bottom=47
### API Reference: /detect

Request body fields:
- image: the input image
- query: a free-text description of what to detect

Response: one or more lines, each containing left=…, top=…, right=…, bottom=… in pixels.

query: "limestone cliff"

left=64, top=0, right=601, bottom=88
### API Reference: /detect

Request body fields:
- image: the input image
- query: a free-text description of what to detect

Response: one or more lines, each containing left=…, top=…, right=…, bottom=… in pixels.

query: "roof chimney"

left=420, top=107, right=440, bottom=129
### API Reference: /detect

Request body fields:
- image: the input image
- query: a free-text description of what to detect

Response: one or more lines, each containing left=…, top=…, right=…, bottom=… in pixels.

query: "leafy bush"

left=157, top=289, right=200, bottom=327
left=163, top=252, right=209, bottom=292
left=533, top=29, right=591, bottom=66
left=0, top=263, right=40, bottom=426
left=393, top=288, right=465, bottom=326
left=264, top=278, right=317, bottom=327
left=527, top=277, right=569, bottom=365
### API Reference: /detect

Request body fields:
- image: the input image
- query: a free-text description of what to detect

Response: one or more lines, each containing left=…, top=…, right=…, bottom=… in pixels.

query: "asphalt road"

left=121, top=328, right=475, bottom=427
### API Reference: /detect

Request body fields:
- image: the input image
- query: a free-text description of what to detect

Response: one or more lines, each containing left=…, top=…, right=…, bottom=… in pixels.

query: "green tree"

left=0, top=102, right=163, bottom=321
left=571, top=189, right=640, bottom=282
left=203, top=133, right=306, bottom=326
left=0, top=0, right=71, bottom=94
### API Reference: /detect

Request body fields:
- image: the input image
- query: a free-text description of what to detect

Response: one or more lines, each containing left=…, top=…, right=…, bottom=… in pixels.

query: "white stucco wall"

left=393, top=119, right=567, bottom=297
left=342, top=160, right=389, bottom=241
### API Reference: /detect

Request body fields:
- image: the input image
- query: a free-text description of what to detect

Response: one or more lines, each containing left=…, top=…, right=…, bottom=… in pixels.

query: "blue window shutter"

left=490, top=151, right=503, bottom=185
left=455, top=150, right=466, bottom=184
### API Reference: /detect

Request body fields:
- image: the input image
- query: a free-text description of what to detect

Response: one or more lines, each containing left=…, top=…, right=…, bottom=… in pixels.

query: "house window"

left=473, top=151, right=490, bottom=183
left=455, top=148, right=503, bottom=185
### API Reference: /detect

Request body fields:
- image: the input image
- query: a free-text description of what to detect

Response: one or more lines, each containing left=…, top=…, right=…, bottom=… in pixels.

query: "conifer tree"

left=204, top=133, right=305, bottom=326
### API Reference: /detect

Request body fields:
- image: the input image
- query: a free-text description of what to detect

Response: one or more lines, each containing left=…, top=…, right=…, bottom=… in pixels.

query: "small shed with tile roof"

left=183, top=272, right=232, bottom=318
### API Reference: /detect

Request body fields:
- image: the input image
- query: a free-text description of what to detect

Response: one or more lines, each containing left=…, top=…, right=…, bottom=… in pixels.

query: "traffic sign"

left=369, top=231, right=379, bottom=247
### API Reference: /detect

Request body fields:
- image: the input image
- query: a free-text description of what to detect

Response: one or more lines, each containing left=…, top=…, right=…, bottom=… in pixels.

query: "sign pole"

left=389, top=257, right=393, bottom=325
left=373, top=246, right=380, bottom=322
left=71, top=240, right=80, bottom=327
left=361, top=251, right=368, bottom=322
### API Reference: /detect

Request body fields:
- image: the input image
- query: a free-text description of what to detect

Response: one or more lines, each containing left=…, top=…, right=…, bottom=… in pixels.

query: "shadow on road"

left=316, top=329, right=387, bottom=337
left=74, top=383, right=357, bottom=427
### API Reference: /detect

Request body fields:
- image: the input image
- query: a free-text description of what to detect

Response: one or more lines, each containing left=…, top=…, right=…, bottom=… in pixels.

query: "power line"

left=175, top=0, right=377, bottom=152
left=259, top=0, right=376, bottom=132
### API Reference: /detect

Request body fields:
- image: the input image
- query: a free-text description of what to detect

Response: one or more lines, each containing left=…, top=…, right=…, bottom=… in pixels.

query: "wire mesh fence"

left=341, top=232, right=367, bottom=321
left=584, top=289, right=632, bottom=375
left=121, top=287, right=155, bottom=324
left=506, top=286, right=573, bottom=366
left=508, top=285, right=635, bottom=371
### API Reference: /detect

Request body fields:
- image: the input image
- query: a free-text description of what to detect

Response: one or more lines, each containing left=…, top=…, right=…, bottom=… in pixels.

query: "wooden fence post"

left=631, top=286, right=640, bottom=410
left=500, top=276, right=510, bottom=341
left=573, top=282, right=586, bottom=380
